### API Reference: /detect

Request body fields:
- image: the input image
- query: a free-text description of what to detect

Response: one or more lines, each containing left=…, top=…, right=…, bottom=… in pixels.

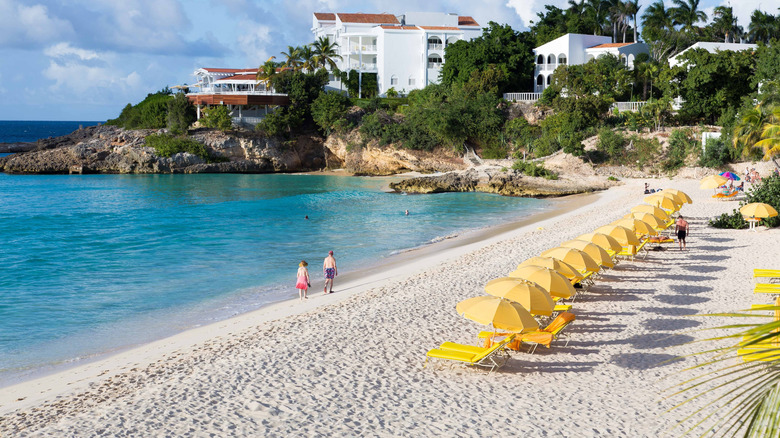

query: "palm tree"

left=734, top=104, right=773, bottom=162
left=606, top=0, right=626, bottom=43
left=642, top=0, right=673, bottom=31
left=712, top=6, right=738, bottom=43
left=256, top=57, right=277, bottom=87
left=755, top=107, right=780, bottom=168
left=311, top=36, right=342, bottom=72
left=584, top=0, right=610, bottom=35
left=298, top=45, right=316, bottom=73
left=748, top=10, right=779, bottom=44
left=670, top=0, right=707, bottom=33
left=625, top=0, right=641, bottom=42
left=280, top=46, right=302, bottom=71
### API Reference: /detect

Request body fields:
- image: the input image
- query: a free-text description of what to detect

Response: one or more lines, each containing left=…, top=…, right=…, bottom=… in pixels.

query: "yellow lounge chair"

left=754, top=284, right=780, bottom=294
left=425, top=334, right=516, bottom=373
left=754, top=269, right=780, bottom=279
left=738, top=346, right=780, bottom=363
left=521, top=312, right=576, bottom=354
left=617, top=245, right=637, bottom=261
left=712, top=191, right=738, bottom=200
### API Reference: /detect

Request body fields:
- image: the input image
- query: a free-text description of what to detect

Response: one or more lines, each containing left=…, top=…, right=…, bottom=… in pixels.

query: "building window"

left=547, top=54, right=555, bottom=65
left=620, top=55, right=627, bottom=65
left=446, top=36, right=459, bottom=46
left=537, top=75, right=544, bottom=86
left=558, top=54, right=567, bottom=65
left=427, top=36, right=443, bottom=51
left=409, top=77, right=416, bottom=86
left=546, top=75, right=551, bottom=86
left=536, top=54, right=544, bottom=65
left=427, top=55, right=443, bottom=69
left=390, top=75, right=398, bottom=86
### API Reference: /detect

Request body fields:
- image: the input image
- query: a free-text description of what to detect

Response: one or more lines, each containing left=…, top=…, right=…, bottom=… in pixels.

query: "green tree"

left=311, top=36, right=341, bottom=72
left=256, top=58, right=278, bottom=86
left=166, top=92, right=196, bottom=135
left=670, top=0, right=707, bottom=33
left=299, top=45, right=316, bottom=73
left=754, top=107, right=780, bottom=168
left=753, top=43, right=780, bottom=94
left=311, top=91, right=351, bottom=135
left=710, top=6, right=739, bottom=43
left=641, top=0, right=692, bottom=61
left=200, top=106, right=233, bottom=131
left=280, top=46, right=302, bottom=71
left=748, top=10, right=780, bottom=44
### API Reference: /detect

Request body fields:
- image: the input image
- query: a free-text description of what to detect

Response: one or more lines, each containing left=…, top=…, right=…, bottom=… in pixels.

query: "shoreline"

left=0, top=188, right=595, bottom=413
left=3, top=176, right=778, bottom=436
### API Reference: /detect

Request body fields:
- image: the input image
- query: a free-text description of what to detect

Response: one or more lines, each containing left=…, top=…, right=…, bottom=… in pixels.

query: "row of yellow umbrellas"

left=455, top=188, right=693, bottom=333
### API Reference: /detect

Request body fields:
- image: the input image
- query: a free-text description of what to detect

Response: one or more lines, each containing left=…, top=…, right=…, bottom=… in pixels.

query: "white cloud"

left=724, top=0, right=767, bottom=29
left=237, top=22, right=274, bottom=66
left=44, top=43, right=99, bottom=61
left=0, top=0, right=74, bottom=48
left=42, top=44, right=142, bottom=95
left=505, top=0, right=568, bottom=28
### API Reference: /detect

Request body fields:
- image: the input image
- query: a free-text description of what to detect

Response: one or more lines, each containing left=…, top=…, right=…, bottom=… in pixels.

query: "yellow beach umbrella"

left=661, top=189, right=693, bottom=204
left=700, top=174, right=728, bottom=189
left=594, top=225, right=641, bottom=246
left=576, top=232, right=623, bottom=252
left=644, top=194, right=681, bottom=211
left=740, top=203, right=779, bottom=218
left=623, top=212, right=666, bottom=228
left=507, top=265, right=575, bottom=299
left=485, top=277, right=554, bottom=316
left=630, top=205, right=670, bottom=222
left=456, top=296, right=539, bottom=332
left=611, top=218, right=659, bottom=236
left=657, top=191, right=684, bottom=205
left=517, top=256, right=583, bottom=281
left=559, top=240, right=615, bottom=268
left=541, top=247, right=601, bottom=273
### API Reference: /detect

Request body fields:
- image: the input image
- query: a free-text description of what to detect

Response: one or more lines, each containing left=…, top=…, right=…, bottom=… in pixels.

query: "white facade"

left=668, top=42, right=758, bottom=68
left=312, top=12, right=481, bottom=96
left=533, top=34, right=649, bottom=92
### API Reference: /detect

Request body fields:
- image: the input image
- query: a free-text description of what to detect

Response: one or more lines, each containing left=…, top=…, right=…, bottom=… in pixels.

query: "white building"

left=533, top=34, right=649, bottom=92
left=311, top=12, right=482, bottom=96
left=668, top=42, right=758, bottom=68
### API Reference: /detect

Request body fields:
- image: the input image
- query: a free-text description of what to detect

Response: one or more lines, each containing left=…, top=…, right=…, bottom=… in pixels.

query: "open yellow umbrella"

left=507, top=265, right=575, bottom=299
left=611, top=218, right=659, bottom=236
left=576, top=232, right=623, bottom=252
left=740, top=203, right=778, bottom=218
left=630, top=205, right=670, bottom=222
left=661, top=189, right=693, bottom=204
left=700, top=174, right=728, bottom=189
left=644, top=194, right=681, bottom=211
left=517, top=256, right=583, bottom=281
left=485, top=277, right=554, bottom=316
left=559, top=240, right=615, bottom=268
left=594, top=225, right=641, bottom=246
left=540, top=247, right=600, bottom=273
left=456, top=296, right=539, bottom=332
left=623, top=212, right=666, bottom=228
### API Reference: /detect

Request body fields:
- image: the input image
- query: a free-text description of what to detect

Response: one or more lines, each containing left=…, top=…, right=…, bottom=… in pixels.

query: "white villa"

left=311, top=12, right=482, bottom=96
left=668, top=42, right=758, bottom=68
left=533, top=34, right=649, bottom=93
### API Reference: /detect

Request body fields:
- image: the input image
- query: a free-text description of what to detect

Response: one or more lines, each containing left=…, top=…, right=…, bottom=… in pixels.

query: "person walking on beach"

left=296, top=261, right=310, bottom=301
left=323, top=251, right=337, bottom=294
left=675, top=215, right=689, bottom=250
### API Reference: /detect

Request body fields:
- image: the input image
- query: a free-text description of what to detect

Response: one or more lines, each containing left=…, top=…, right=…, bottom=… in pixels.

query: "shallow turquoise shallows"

left=0, top=173, right=549, bottom=379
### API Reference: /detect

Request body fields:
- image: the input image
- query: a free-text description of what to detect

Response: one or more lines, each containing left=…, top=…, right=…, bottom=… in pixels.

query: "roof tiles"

left=337, top=13, right=399, bottom=24
left=314, top=12, right=336, bottom=21
left=588, top=43, right=632, bottom=49
left=458, top=16, right=479, bottom=26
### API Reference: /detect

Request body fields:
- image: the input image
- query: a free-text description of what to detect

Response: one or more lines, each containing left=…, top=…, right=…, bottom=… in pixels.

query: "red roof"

left=420, top=26, right=461, bottom=31
left=458, top=16, right=479, bottom=26
left=314, top=13, right=336, bottom=21
left=588, top=43, right=632, bottom=49
left=202, top=68, right=253, bottom=73
left=380, top=25, right=419, bottom=30
left=337, top=13, right=399, bottom=24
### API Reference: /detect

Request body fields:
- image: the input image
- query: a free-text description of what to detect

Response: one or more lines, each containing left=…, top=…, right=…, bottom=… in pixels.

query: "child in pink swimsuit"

left=296, top=261, right=310, bottom=300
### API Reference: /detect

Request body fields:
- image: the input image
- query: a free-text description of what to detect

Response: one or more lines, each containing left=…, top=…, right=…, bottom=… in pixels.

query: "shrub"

left=200, top=106, right=233, bottom=131
left=257, top=107, right=304, bottom=138
left=710, top=175, right=780, bottom=229
left=166, top=92, right=196, bottom=135
left=145, top=134, right=210, bottom=161
left=663, top=128, right=696, bottom=171
left=385, top=87, right=399, bottom=98
left=607, top=176, right=619, bottom=181
left=106, top=88, right=173, bottom=129
left=504, top=118, right=539, bottom=152
left=699, top=137, right=733, bottom=168
left=311, top=91, right=351, bottom=135
left=481, top=143, right=509, bottom=159
left=533, top=111, right=586, bottom=157
left=512, top=160, right=558, bottom=179
left=596, top=127, right=627, bottom=161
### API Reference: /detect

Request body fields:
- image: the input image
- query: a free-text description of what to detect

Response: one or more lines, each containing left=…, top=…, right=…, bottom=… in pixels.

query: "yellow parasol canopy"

left=740, top=203, right=779, bottom=218
left=507, top=265, right=575, bottom=299
left=559, top=240, right=615, bottom=268
left=517, top=256, right=583, bottom=281
left=700, top=174, right=729, bottom=189
left=456, top=296, right=539, bottom=332
left=594, top=225, right=641, bottom=246
left=611, top=218, right=659, bottom=236
left=540, top=247, right=601, bottom=273
left=630, top=205, right=670, bottom=222
left=484, top=277, right=554, bottom=316
left=623, top=212, right=666, bottom=228
left=661, top=189, right=693, bottom=204
left=643, top=194, right=681, bottom=211
left=576, top=232, right=623, bottom=252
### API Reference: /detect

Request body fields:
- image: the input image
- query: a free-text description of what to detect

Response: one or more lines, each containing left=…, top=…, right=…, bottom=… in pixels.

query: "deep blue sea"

left=0, top=122, right=551, bottom=382
left=0, top=120, right=103, bottom=143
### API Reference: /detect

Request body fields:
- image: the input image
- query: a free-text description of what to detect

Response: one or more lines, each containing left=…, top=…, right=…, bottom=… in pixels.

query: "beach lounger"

left=425, top=334, right=516, bottom=373
left=712, top=191, right=738, bottom=200
left=520, top=312, right=576, bottom=354
left=754, top=269, right=780, bottom=280
left=617, top=245, right=637, bottom=261
left=754, top=284, right=780, bottom=294
left=738, top=347, right=780, bottom=363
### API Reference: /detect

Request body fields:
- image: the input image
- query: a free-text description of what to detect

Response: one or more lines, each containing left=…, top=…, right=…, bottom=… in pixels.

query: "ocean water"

left=0, top=173, right=550, bottom=380
left=0, top=120, right=103, bottom=144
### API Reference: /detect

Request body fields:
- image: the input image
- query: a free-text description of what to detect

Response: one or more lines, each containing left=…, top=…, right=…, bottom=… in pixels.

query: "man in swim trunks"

left=675, top=215, right=689, bottom=250
left=323, top=250, right=338, bottom=294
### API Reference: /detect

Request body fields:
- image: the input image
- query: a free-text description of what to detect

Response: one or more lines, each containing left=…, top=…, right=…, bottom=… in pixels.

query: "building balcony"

left=348, top=62, right=377, bottom=71
left=427, top=62, right=442, bottom=69
left=348, top=44, right=377, bottom=53
left=427, top=43, right=443, bottom=51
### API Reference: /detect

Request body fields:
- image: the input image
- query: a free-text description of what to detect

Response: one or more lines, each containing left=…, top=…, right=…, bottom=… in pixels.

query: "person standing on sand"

left=296, top=261, right=310, bottom=300
left=675, top=215, right=689, bottom=250
left=323, top=251, right=337, bottom=294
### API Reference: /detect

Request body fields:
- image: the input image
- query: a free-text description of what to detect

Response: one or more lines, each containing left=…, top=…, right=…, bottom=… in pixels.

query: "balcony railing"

left=427, top=62, right=442, bottom=69
left=427, top=43, right=443, bottom=51
left=349, top=44, right=377, bottom=52
left=348, top=62, right=377, bottom=71
left=189, top=89, right=287, bottom=96
left=503, top=92, right=542, bottom=102
left=610, top=101, right=648, bottom=112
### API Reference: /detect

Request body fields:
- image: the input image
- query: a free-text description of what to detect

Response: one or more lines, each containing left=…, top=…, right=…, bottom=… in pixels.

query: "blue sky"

left=0, top=0, right=763, bottom=121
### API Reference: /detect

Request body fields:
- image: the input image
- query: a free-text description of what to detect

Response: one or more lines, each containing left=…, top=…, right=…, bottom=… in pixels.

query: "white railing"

left=427, top=62, right=442, bottom=69
left=189, top=90, right=287, bottom=96
left=428, top=43, right=443, bottom=51
left=349, top=44, right=377, bottom=52
left=611, top=101, right=647, bottom=112
left=503, top=92, right=542, bottom=102
left=233, top=116, right=265, bottom=126
left=348, top=62, right=377, bottom=71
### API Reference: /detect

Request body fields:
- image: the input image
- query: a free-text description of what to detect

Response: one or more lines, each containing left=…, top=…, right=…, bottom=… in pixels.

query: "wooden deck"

left=187, top=94, right=290, bottom=106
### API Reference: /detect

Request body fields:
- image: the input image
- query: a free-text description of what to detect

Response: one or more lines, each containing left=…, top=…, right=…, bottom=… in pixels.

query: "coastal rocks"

left=323, top=131, right=466, bottom=176
left=0, top=142, right=35, bottom=153
left=507, top=102, right=551, bottom=125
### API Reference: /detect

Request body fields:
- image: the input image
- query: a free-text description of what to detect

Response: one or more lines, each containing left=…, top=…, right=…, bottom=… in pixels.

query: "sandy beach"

left=2, top=177, right=778, bottom=437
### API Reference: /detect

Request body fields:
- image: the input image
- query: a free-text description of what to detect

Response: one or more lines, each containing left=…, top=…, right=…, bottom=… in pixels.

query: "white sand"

left=1, top=178, right=778, bottom=437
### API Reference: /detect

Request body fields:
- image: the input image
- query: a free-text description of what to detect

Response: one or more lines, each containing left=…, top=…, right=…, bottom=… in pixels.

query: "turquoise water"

left=0, top=173, right=549, bottom=379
